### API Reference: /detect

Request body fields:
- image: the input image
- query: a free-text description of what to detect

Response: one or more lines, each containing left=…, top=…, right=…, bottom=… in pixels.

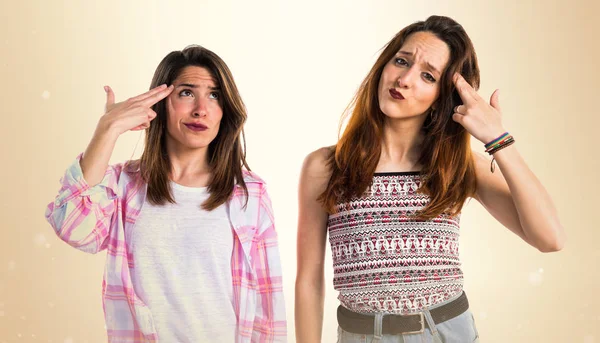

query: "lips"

left=389, top=88, right=405, bottom=100
left=184, top=123, right=208, bottom=132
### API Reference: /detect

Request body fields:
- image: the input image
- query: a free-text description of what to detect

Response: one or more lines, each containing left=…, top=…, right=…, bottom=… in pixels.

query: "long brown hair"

left=139, top=45, right=250, bottom=210
left=319, top=15, right=480, bottom=219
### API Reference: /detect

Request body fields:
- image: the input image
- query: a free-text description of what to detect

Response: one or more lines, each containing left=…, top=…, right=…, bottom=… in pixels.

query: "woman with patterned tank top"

left=295, top=16, right=564, bottom=343
left=45, top=46, right=286, bottom=342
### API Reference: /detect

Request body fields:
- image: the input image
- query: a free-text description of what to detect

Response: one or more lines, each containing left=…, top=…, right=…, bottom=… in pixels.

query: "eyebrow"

left=397, top=51, right=442, bottom=76
left=175, top=83, right=220, bottom=90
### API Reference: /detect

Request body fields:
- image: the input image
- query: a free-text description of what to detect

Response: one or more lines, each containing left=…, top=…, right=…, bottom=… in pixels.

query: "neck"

left=166, top=141, right=212, bottom=187
left=378, top=116, right=426, bottom=172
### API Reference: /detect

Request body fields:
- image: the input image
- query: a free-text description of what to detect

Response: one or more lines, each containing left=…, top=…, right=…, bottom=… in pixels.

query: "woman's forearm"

left=295, top=279, right=326, bottom=343
left=494, top=145, right=566, bottom=251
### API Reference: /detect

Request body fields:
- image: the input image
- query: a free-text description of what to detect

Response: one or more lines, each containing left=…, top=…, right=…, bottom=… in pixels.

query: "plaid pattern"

left=45, top=155, right=287, bottom=342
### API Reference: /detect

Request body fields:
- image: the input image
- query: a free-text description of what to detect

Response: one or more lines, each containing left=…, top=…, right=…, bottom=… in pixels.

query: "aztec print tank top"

left=327, top=172, right=464, bottom=314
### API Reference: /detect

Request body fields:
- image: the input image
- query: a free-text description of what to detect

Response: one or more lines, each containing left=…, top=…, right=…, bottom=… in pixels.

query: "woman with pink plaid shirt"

left=45, top=45, right=287, bottom=342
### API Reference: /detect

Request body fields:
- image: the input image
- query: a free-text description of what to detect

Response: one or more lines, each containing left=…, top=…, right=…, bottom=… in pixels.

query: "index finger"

left=129, top=84, right=168, bottom=102
left=453, top=73, right=479, bottom=105
left=139, top=84, right=174, bottom=107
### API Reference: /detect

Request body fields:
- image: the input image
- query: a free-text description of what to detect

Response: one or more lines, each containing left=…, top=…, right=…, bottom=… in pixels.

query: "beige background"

left=1, top=0, right=598, bottom=342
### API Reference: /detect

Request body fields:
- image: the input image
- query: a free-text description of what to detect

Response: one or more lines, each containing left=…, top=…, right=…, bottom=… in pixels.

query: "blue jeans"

left=337, top=293, right=480, bottom=343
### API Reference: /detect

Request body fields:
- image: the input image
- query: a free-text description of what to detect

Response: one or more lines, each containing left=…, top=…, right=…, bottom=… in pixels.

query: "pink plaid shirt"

left=45, top=155, right=287, bottom=342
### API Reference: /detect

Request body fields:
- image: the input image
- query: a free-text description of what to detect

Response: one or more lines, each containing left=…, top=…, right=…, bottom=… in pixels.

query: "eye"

left=395, top=58, right=409, bottom=67
left=209, top=92, right=220, bottom=100
left=179, top=89, right=194, bottom=97
left=422, top=73, right=436, bottom=83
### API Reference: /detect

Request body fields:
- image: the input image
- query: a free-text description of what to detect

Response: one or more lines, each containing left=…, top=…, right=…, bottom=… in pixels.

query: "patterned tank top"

left=327, top=172, right=463, bottom=314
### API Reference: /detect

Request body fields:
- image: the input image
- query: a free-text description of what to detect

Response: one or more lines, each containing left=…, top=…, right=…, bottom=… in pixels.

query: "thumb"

left=104, top=85, right=115, bottom=111
left=490, top=89, right=501, bottom=112
left=452, top=112, right=464, bottom=126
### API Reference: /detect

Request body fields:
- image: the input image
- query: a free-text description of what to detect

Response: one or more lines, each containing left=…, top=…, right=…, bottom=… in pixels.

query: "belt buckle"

left=404, top=312, right=425, bottom=334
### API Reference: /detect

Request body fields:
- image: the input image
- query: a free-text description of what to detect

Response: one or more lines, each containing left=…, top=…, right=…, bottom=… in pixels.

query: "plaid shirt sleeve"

left=251, top=185, right=288, bottom=342
left=45, top=154, right=121, bottom=254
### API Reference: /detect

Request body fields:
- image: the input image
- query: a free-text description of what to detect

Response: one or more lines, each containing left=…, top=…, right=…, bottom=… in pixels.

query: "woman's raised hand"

left=99, top=84, right=174, bottom=136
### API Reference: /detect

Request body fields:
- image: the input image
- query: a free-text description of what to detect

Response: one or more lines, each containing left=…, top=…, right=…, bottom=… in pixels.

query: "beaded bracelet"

left=485, top=132, right=515, bottom=173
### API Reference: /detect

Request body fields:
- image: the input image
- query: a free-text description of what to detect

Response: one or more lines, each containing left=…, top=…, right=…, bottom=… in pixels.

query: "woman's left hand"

left=452, top=73, right=506, bottom=144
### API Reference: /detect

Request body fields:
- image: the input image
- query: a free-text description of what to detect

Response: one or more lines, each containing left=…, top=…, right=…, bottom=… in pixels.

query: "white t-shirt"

left=130, top=182, right=236, bottom=342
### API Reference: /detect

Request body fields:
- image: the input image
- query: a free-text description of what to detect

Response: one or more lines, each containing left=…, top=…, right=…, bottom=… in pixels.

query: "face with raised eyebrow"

left=377, top=31, right=450, bottom=123
left=165, top=66, right=223, bottom=153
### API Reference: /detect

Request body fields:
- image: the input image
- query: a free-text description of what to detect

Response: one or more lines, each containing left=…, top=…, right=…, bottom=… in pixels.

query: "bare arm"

left=295, top=148, right=332, bottom=343
left=473, top=148, right=565, bottom=252
left=451, top=73, right=565, bottom=252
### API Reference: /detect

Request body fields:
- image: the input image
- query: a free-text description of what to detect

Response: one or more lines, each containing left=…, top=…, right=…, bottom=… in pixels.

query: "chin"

left=381, top=105, right=425, bottom=121
left=188, top=142, right=212, bottom=150
left=380, top=106, right=405, bottom=119
left=174, top=138, right=212, bottom=150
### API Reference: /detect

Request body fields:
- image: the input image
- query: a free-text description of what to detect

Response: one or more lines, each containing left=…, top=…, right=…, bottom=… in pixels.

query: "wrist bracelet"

left=485, top=133, right=515, bottom=173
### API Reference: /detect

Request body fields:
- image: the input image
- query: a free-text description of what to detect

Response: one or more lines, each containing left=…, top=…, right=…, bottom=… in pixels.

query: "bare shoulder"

left=302, top=146, right=334, bottom=179
left=299, top=146, right=335, bottom=197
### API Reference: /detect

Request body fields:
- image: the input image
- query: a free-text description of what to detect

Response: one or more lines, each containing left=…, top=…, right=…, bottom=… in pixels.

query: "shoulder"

left=231, top=170, right=268, bottom=203
left=299, top=146, right=335, bottom=199
left=302, top=146, right=334, bottom=178
left=241, top=169, right=266, bottom=186
left=122, top=159, right=140, bottom=175
left=120, top=159, right=144, bottom=184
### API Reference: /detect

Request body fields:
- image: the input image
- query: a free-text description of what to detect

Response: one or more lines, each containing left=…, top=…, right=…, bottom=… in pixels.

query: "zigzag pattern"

left=338, top=285, right=464, bottom=313
left=327, top=173, right=464, bottom=314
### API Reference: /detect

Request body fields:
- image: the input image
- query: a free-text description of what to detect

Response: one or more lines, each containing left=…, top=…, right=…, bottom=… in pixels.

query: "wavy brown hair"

left=319, top=15, right=480, bottom=219
left=139, top=45, right=250, bottom=210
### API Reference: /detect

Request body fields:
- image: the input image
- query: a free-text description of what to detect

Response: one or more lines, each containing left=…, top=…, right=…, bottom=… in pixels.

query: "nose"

left=396, top=66, right=417, bottom=89
left=192, top=98, right=208, bottom=117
